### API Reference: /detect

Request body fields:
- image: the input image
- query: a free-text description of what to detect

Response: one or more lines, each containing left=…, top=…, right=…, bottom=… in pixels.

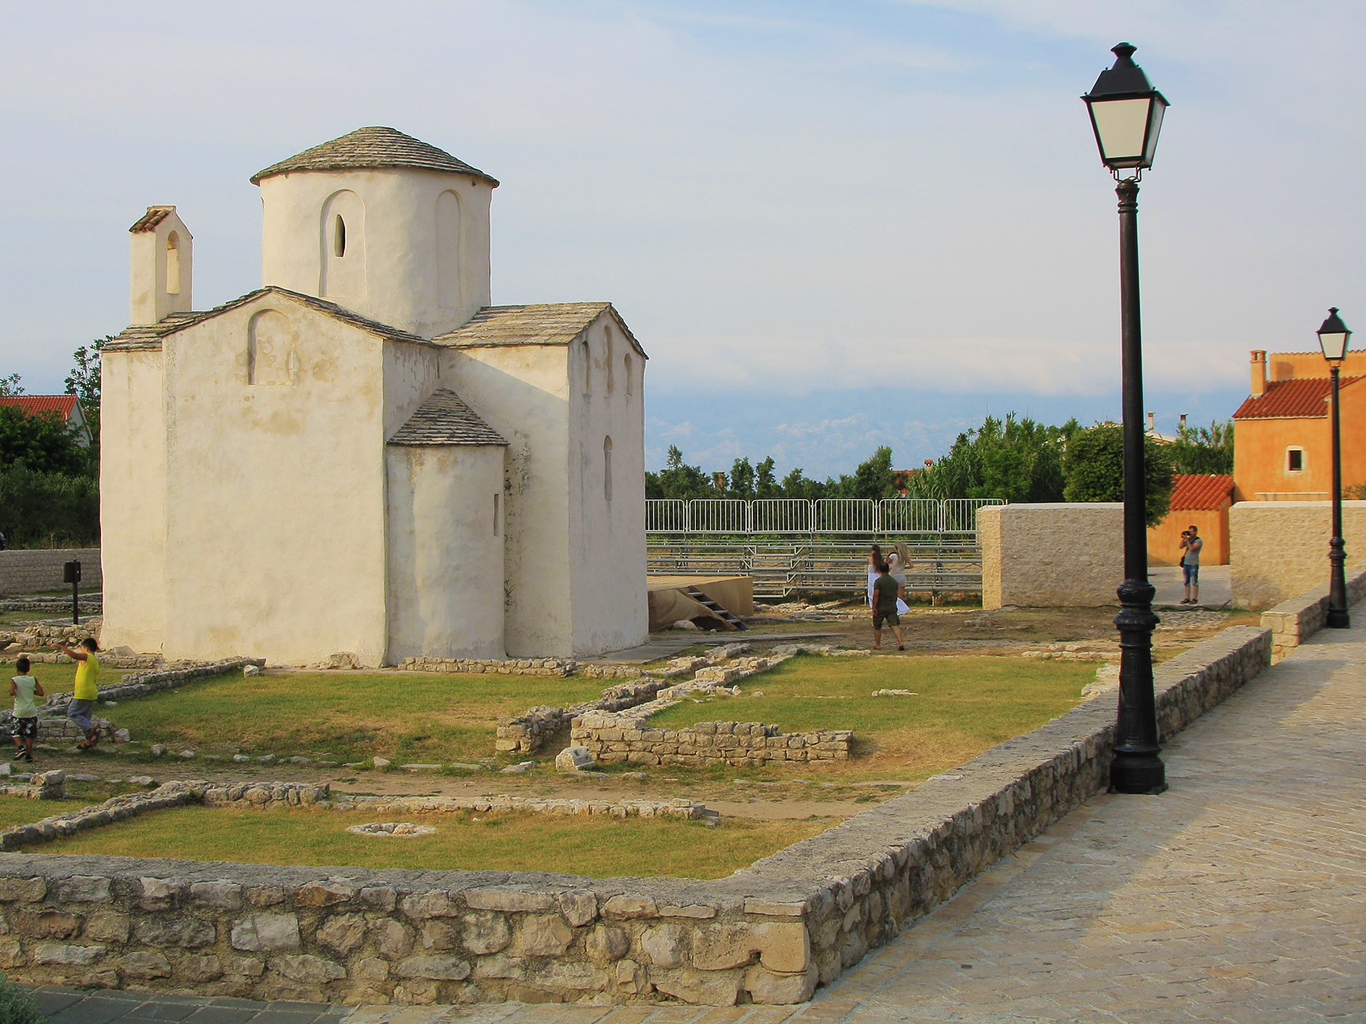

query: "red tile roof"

left=1169, top=474, right=1233, bottom=511
left=1233, top=376, right=1363, bottom=419
left=0, top=395, right=77, bottom=418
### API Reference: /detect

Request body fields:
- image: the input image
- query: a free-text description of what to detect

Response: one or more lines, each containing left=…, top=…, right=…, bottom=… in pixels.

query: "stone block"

left=585, top=924, right=629, bottom=963
left=34, top=942, right=104, bottom=966
left=246, top=884, right=286, bottom=907
left=420, top=919, right=459, bottom=951
left=461, top=912, right=510, bottom=955
left=401, top=891, right=460, bottom=919
left=138, top=876, right=181, bottom=908
left=134, top=918, right=217, bottom=949
left=85, top=912, right=131, bottom=943
left=373, top=918, right=413, bottom=959
left=638, top=923, right=684, bottom=968
left=395, top=954, right=471, bottom=981
left=359, top=885, right=397, bottom=911
left=0, top=938, right=21, bottom=968
left=59, top=875, right=110, bottom=902
left=515, top=914, right=574, bottom=956
left=649, top=965, right=742, bottom=1005
left=603, top=895, right=658, bottom=920
left=231, top=913, right=301, bottom=952
left=744, top=963, right=819, bottom=1004
left=316, top=913, right=366, bottom=955
left=272, top=953, right=347, bottom=985
left=190, top=880, right=244, bottom=909
left=179, top=954, right=226, bottom=983
left=118, top=951, right=172, bottom=979
left=0, top=877, right=45, bottom=902
left=557, top=889, right=598, bottom=927
left=297, top=881, right=356, bottom=908
left=12, top=910, right=80, bottom=939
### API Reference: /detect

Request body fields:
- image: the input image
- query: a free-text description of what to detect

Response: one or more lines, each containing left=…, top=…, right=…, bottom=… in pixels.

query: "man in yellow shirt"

left=57, top=638, right=101, bottom=749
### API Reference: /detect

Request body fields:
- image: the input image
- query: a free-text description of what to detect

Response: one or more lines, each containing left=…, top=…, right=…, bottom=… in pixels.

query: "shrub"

left=0, top=975, right=44, bottom=1024
left=0, top=465, right=100, bottom=548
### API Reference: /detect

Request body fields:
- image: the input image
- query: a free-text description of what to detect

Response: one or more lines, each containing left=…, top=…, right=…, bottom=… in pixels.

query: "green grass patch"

left=648, top=654, right=1094, bottom=781
left=39, top=805, right=831, bottom=878
left=0, top=797, right=94, bottom=830
left=108, top=670, right=611, bottom=762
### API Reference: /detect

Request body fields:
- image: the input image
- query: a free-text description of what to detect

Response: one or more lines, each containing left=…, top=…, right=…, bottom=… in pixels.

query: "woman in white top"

left=866, top=544, right=883, bottom=608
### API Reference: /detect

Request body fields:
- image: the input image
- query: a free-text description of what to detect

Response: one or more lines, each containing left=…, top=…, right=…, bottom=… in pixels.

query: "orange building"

left=1148, top=474, right=1233, bottom=566
left=1232, top=349, right=1366, bottom=502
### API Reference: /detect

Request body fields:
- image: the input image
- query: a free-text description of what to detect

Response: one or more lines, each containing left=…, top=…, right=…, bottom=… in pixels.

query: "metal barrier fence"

left=646, top=538, right=986, bottom=599
left=645, top=497, right=1004, bottom=536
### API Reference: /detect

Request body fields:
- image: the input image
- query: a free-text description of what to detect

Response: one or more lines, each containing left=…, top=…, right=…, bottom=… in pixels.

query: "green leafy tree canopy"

left=1063, top=422, right=1173, bottom=527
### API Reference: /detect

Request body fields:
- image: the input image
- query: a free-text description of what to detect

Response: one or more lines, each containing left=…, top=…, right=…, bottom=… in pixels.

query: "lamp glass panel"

left=1142, top=100, right=1166, bottom=166
left=1091, top=97, right=1152, bottom=165
left=1319, top=331, right=1350, bottom=361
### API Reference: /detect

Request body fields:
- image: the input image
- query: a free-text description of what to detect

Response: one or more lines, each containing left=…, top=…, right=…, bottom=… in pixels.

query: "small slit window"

left=493, top=493, right=500, bottom=536
left=625, top=354, right=634, bottom=396
left=582, top=338, right=591, bottom=393
left=1287, top=448, right=1304, bottom=473
left=603, top=436, right=613, bottom=503
left=333, top=215, right=347, bottom=257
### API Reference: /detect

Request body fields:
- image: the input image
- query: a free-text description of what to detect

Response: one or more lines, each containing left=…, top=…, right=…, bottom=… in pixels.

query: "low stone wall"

left=0, top=610, right=1291, bottom=1007
left=0, top=619, right=103, bottom=656
left=1258, top=565, right=1366, bottom=659
left=1230, top=500, right=1366, bottom=608
left=0, top=770, right=65, bottom=802
left=400, top=657, right=575, bottom=677
left=979, top=503, right=1122, bottom=609
left=574, top=715, right=851, bottom=768
left=496, top=679, right=672, bottom=755
left=0, top=549, right=101, bottom=598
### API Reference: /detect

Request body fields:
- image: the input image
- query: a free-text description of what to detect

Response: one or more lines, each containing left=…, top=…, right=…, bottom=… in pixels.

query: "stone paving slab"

left=26, top=598, right=1363, bottom=1022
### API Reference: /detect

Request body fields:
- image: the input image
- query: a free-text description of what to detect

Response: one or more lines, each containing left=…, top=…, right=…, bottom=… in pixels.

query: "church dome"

left=250, top=126, right=499, bottom=187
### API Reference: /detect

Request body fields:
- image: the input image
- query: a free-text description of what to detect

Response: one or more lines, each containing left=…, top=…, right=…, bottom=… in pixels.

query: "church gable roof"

left=388, top=389, right=507, bottom=447
left=250, top=127, right=499, bottom=187
left=435, top=302, right=647, bottom=357
left=104, top=286, right=433, bottom=352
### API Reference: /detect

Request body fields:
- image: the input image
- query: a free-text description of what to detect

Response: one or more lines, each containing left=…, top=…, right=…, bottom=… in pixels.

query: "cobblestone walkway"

left=31, top=607, right=1365, bottom=1023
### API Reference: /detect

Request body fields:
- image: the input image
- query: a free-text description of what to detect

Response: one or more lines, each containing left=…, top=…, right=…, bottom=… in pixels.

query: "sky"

left=2, top=0, right=1362, bottom=478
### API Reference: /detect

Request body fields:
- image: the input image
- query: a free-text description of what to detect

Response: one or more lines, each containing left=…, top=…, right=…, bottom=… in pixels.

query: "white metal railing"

left=645, top=497, right=1007, bottom=535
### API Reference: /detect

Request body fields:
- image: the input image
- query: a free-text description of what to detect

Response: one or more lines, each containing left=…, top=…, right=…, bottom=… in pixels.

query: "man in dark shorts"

left=871, top=561, right=905, bottom=651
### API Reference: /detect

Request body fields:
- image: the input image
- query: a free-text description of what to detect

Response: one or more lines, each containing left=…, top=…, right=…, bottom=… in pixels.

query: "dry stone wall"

left=0, top=548, right=102, bottom=598
left=1259, top=565, right=1366, bottom=659
left=0, top=608, right=1300, bottom=1007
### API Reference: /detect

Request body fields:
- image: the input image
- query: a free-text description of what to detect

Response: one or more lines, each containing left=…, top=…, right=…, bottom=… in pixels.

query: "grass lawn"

left=39, top=805, right=832, bottom=878
left=0, top=797, right=95, bottom=830
left=109, top=670, right=612, bottom=763
left=646, top=654, right=1096, bottom=782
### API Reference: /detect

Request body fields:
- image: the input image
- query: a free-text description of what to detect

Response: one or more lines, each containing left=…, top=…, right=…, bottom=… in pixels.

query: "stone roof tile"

left=250, top=127, right=499, bottom=187
left=104, top=287, right=431, bottom=351
left=435, top=302, right=647, bottom=357
left=388, top=389, right=507, bottom=447
left=1233, top=376, right=1363, bottom=419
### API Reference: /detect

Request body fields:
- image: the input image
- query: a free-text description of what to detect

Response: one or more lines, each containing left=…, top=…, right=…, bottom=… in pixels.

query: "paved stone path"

left=31, top=602, right=1363, bottom=1022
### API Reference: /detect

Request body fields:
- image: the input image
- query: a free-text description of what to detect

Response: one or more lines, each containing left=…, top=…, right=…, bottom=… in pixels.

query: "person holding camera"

left=1179, top=525, right=1203, bottom=605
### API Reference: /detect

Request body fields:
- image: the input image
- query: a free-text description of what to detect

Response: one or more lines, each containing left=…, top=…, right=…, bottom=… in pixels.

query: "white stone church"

left=101, top=127, right=648, bottom=666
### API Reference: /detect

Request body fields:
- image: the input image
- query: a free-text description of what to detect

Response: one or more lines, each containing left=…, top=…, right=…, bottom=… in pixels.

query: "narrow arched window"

left=603, top=435, right=613, bottom=503
left=624, top=353, right=634, bottom=396
left=166, top=231, right=181, bottom=295
left=582, top=338, right=592, bottom=393
left=605, top=325, right=616, bottom=394
left=333, top=215, right=346, bottom=257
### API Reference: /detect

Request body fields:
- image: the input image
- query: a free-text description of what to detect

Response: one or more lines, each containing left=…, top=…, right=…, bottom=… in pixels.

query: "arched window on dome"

left=436, top=190, right=464, bottom=309
left=319, top=190, right=365, bottom=299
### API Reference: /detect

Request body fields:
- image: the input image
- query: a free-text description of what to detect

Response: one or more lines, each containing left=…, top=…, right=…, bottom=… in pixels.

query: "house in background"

left=0, top=395, right=93, bottom=447
left=1232, top=349, right=1366, bottom=502
left=1147, top=473, right=1233, bottom=566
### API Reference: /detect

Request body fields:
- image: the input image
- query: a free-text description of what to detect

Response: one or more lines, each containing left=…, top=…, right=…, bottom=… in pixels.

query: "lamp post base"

left=1110, top=578, right=1166, bottom=795
left=1326, top=609, right=1351, bottom=629
left=1109, top=748, right=1168, bottom=794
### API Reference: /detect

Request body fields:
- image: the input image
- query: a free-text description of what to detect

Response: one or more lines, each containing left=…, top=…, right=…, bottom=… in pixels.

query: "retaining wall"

left=0, top=549, right=101, bottom=598
left=0, top=612, right=1282, bottom=1006
left=979, top=504, right=1122, bottom=609
left=1259, top=565, right=1366, bottom=659
left=1229, top=500, right=1366, bottom=608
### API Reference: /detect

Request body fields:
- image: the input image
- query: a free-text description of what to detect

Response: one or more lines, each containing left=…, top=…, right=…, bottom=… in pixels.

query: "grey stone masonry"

left=0, top=548, right=101, bottom=598
left=572, top=714, right=851, bottom=768
left=1259, top=564, right=1366, bottom=660
left=0, top=618, right=1280, bottom=1007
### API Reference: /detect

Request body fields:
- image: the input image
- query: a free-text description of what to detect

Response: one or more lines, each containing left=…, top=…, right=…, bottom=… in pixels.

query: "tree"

left=728, top=457, right=756, bottom=500
left=0, top=404, right=87, bottom=476
left=656, top=445, right=711, bottom=499
left=65, top=338, right=108, bottom=475
left=843, top=446, right=897, bottom=500
left=1063, top=423, right=1173, bottom=527
left=0, top=373, right=22, bottom=397
left=905, top=414, right=1076, bottom=502
left=755, top=456, right=780, bottom=499
left=1167, top=419, right=1234, bottom=475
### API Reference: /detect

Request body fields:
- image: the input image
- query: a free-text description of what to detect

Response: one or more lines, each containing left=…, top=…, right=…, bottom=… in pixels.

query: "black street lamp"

left=1316, top=307, right=1352, bottom=629
left=1083, top=43, right=1169, bottom=795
